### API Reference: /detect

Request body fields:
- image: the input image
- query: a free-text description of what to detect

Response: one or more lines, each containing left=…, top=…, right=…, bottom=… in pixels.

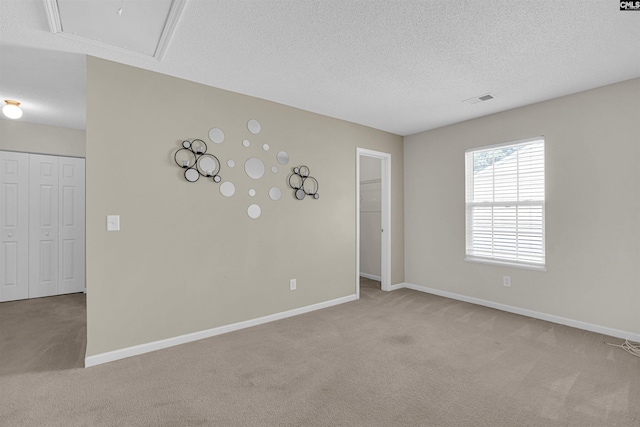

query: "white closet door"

left=0, top=151, right=29, bottom=302
left=29, top=154, right=59, bottom=298
left=58, top=157, right=85, bottom=294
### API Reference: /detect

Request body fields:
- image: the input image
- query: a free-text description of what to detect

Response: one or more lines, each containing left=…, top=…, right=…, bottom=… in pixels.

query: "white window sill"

left=464, top=256, right=547, bottom=272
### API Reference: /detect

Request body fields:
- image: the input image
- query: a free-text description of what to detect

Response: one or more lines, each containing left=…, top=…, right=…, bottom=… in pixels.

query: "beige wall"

left=86, top=57, right=404, bottom=357
left=0, top=119, right=85, bottom=157
left=404, top=78, right=640, bottom=334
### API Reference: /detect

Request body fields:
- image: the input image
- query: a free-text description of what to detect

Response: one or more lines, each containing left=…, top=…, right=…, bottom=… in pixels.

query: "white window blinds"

left=465, top=137, right=545, bottom=268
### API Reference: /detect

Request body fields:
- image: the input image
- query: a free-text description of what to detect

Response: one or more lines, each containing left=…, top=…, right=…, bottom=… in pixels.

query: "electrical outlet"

left=290, top=279, right=297, bottom=291
left=503, top=276, right=511, bottom=287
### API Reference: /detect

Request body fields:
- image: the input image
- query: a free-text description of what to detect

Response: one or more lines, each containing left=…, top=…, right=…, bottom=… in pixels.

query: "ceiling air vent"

left=463, top=93, right=495, bottom=105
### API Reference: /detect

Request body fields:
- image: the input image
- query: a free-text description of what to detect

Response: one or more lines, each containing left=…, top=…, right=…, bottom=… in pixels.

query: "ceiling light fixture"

left=2, top=100, right=23, bottom=119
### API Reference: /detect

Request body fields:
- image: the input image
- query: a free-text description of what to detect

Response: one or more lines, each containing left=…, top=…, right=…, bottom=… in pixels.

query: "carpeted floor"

left=1, top=282, right=638, bottom=426
left=359, top=276, right=381, bottom=290
left=0, top=292, right=86, bottom=375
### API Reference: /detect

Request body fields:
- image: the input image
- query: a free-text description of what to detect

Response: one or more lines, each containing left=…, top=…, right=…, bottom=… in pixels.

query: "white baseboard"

left=359, top=273, right=382, bottom=281
left=85, top=294, right=357, bottom=368
left=388, top=282, right=408, bottom=291
left=397, top=282, right=640, bottom=342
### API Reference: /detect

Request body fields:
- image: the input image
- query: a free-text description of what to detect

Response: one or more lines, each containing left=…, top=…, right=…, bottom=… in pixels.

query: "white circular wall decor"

left=208, top=128, right=225, bottom=144
left=263, top=144, right=270, bottom=152
left=247, top=119, right=261, bottom=134
left=248, top=189, right=256, bottom=197
left=242, top=139, right=250, bottom=148
left=272, top=166, right=278, bottom=173
left=269, top=187, right=282, bottom=201
left=276, top=151, right=289, bottom=165
left=220, top=181, right=236, bottom=197
left=227, top=159, right=235, bottom=168
left=247, top=204, right=261, bottom=219
left=185, top=168, right=199, bottom=182
left=244, top=157, right=265, bottom=180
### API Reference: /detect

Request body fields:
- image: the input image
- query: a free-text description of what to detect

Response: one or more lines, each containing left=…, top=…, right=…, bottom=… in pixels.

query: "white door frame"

left=356, top=148, right=391, bottom=298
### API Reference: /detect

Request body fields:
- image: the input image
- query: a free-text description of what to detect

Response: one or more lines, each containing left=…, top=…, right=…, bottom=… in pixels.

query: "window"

left=465, top=137, right=545, bottom=269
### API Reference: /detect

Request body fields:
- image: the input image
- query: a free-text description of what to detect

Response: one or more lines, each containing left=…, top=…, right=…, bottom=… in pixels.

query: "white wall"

left=404, top=78, right=640, bottom=335
left=0, top=120, right=85, bottom=158
left=360, top=156, right=381, bottom=279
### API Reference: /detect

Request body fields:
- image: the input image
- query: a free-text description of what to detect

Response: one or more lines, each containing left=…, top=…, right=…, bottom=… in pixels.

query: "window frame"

left=464, top=136, right=546, bottom=271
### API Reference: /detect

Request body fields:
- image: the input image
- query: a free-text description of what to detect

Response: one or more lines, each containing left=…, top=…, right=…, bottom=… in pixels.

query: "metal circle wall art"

left=174, top=139, right=222, bottom=183
left=172, top=117, right=320, bottom=220
left=288, top=165, right=319, bottom=200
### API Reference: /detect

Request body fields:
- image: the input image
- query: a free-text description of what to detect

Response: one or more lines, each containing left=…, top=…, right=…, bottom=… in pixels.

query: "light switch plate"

left=107, top=215, right=120, bottom=231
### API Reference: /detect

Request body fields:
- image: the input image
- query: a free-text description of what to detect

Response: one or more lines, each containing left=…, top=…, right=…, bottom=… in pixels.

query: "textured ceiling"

left=0, top=0, right=639, bottom=135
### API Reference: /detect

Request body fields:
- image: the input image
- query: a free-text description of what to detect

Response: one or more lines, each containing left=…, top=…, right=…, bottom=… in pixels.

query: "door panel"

left=0, top=151, right=29, bottom=302
left=40, top=240, right=54, bottom=282
left=62, top=186, right=75, bottom=226
left=3, top=242, right=18, bottom=285
left=62, top=239, right=75, bottom=280
left=58, top=157, right=85, bottom=294
left=4, top=184, right=18, bottom=226
left=40, top=185, right=55, bottom=227
left=29, top=154, right=59, bottom=298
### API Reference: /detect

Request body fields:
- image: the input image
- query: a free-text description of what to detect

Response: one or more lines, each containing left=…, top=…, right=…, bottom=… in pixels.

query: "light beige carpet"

left=1, top=284, right=639, bottom=426
left=0, top=293, right=86, bottom=375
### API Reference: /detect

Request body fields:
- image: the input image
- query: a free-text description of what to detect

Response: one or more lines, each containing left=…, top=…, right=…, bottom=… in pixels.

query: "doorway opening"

left=0, top=150, right=87, bottom=373
left=356, top=148, right=391, bottom=299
